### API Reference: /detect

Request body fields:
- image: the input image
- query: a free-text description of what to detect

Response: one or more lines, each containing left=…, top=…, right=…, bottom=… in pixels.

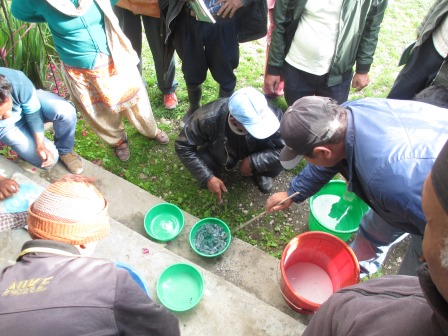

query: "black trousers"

left=388, top=37, right=444, bottom=100
left=173, top=10, right=239, bottom=91
left=282, top=62, right=352, bottom=106
left=113, top=6, right=178, bottom=94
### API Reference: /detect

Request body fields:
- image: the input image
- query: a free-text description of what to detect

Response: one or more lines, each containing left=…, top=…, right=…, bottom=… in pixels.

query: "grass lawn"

left=73, top=0, right=431, bottom=258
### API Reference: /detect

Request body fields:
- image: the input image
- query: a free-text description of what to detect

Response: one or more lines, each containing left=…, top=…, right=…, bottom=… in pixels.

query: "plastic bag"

left=0, top=183, right=43, bottom=213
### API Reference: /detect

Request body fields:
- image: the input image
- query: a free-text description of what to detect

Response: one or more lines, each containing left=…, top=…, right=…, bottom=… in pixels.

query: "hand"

left=264, top=74, right=281, bottom=96
left=239, top=157, right=252, bottom=177
left=0, top=177, right=20, bottom=200
left=351, top=73, right=370, bottom=91
left=36, top=146, right=55, bottom=168
left=207, top=176, right=228, bottom=205
left=265, top=191, right=293, bottom=213
left=216, top=0, right=243, bottom=18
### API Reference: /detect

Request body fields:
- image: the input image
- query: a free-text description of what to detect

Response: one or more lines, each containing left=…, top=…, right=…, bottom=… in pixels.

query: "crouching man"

left=175, top=87, right=284, bottom=204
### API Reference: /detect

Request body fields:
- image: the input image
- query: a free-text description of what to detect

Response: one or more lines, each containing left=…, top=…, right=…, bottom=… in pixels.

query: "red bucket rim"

left=280, top=231, right=360, bottom=309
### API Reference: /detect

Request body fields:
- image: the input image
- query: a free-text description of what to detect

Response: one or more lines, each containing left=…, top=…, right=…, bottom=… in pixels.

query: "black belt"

left=183, top=6, right=221, bottom=21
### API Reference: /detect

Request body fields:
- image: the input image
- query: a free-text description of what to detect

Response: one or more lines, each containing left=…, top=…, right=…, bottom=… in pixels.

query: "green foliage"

left=0, top=0, right=59, bottom=88
left=361, top=269, right=384, bottom=282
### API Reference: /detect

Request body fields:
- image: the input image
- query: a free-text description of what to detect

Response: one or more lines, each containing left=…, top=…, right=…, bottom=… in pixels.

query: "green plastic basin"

left=156, top=263, right=204, bottom=312
left=144, top=203, right=184, bottom=242
left=309, top=180, right=370, bottom=241
left=189, top=217, right=231, bottom=257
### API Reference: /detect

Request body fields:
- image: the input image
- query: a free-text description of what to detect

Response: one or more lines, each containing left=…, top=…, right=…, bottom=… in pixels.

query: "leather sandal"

left=114, top=139, right=130, bottom=161
left=154, top=129, right=169, bottom=145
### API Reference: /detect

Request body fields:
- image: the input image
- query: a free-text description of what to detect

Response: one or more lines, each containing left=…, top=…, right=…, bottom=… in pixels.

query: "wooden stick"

left=233, top=192, right=300, bottom=233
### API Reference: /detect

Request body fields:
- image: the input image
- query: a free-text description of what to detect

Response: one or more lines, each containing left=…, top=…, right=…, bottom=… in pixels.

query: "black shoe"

left=255, top=175, right=273, bottom=194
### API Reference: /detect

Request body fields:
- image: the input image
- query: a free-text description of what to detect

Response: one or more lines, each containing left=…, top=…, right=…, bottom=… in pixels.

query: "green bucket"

left=309, top=180, right=369, bottom=241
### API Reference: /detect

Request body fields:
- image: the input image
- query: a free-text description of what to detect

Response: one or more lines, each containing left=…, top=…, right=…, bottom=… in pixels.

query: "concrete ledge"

left=0, top=218, right=305, bottom=335
left=0, top=156, right=311, bottom=331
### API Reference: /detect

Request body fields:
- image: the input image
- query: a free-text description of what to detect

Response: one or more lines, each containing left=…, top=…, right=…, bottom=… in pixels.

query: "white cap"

left=228, top=87, right=280, bottom=139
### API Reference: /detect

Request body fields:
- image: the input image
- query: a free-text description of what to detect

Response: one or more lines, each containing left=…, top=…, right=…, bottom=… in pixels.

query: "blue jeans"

left=350, top=209, right=423, bottom=276
left=283, top=61, right=352, bottom=106
left=0, top=90, right=77, bottom=168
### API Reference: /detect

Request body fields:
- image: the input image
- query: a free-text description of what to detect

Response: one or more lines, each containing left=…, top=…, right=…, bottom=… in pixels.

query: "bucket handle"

left=280, top=290, right=315, bottom=314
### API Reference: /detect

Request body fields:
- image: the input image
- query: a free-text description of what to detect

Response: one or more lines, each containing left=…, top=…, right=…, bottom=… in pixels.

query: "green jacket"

left=412, top=0, right=448, bottom=90
left=267, top=0, right=388, bottom=86
left=415, top=0, right=448, bottom=49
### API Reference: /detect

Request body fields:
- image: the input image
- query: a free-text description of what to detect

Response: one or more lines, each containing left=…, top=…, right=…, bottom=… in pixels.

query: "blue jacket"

left=0, top=67, right=43, bottom=135
left=288, top=98, right=448, bottom=235
left=11, top=0, right=119, bottom=69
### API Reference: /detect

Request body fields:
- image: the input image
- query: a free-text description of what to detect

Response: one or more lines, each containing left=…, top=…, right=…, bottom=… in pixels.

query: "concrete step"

left=0, top=156, right=309, bottom=335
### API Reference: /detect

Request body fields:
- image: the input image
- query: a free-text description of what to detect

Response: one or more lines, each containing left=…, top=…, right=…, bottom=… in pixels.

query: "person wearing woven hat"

left=175, top=87, right=284, bottom=204
left=265, top=95, right=448, bottom=277
left=0, top=67, right=83, bottom=174
left=302, top=139, right=448, bottom=336
left=0, top=175, right=180, bottom=335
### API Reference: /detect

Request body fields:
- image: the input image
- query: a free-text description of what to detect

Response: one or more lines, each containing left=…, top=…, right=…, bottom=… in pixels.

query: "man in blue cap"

left=175, top=87, right=284, bottom=204
left=265, top=95, right=448, bottom=277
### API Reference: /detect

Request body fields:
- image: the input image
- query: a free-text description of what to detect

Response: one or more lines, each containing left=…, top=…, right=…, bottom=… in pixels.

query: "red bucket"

left=280, top=231, right=360, bottom=314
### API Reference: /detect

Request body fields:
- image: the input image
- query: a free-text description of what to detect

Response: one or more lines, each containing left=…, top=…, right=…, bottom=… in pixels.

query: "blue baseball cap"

left=228, top=87, right=280, bottom=139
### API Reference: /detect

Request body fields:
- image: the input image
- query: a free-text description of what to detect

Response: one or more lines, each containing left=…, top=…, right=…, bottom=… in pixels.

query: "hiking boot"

left=163, top=92, right=178, bottom=110
left=59, top=150, right=83, bottom=174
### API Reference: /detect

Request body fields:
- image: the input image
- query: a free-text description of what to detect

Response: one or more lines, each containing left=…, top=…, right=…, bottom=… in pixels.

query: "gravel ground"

left=230, top=166, right=410, bottom=277
left=169, top=116, right=410, bottom=276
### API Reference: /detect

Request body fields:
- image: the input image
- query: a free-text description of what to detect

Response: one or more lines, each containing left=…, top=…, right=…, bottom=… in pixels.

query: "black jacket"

left=175, top=98, right=284, bottom=187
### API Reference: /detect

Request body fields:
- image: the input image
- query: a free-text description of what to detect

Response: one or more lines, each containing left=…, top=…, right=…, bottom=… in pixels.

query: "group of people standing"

left=0, top=0, right=448, bottom=334
left=10, top=0, right=170, bottom=165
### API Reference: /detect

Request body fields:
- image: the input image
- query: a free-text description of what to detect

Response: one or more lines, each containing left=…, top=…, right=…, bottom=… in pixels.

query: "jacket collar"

left=46, top=0, right=93, bottom=17
left=17, top=240, right=81, bottom=261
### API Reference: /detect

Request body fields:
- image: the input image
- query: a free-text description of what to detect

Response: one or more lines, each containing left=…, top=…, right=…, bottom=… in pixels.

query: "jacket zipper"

left=338, top=287, right=426, bottom=300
